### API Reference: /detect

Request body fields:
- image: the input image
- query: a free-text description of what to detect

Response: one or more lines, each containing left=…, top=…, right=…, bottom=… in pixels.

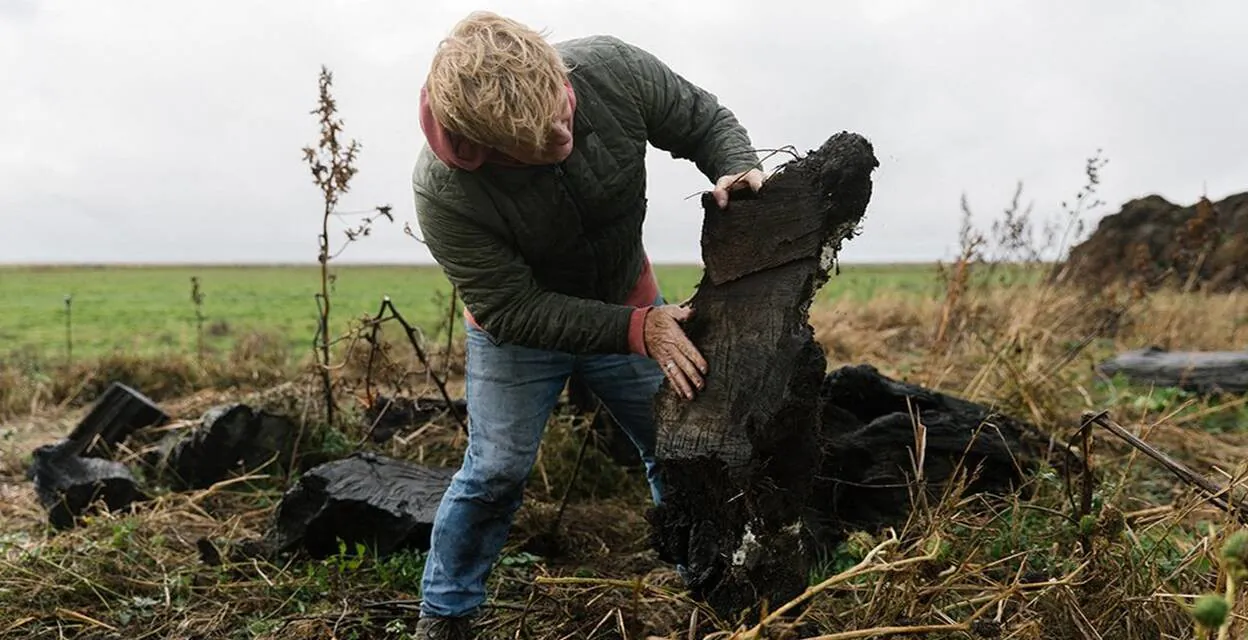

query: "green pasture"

left=0, top=263, right=943, bottom=361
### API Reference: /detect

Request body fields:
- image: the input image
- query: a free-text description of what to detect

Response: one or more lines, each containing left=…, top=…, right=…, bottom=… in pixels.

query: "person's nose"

left=549, top=119, right=572, bottom=144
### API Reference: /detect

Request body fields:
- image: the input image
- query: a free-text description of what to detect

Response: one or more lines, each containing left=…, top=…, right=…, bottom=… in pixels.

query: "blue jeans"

left=419, top=317, right=666, bottom=618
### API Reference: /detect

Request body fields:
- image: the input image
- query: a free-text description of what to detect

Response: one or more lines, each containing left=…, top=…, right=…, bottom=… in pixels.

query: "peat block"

left=148, top=403, right=296, bottom=490
left=364, top=394, right=468, bottom=443
left=29, top=441, right=143, bottom=529
left=810, top=364, right=1046, bottom=545
left=268, top=452, right=456, bottom=559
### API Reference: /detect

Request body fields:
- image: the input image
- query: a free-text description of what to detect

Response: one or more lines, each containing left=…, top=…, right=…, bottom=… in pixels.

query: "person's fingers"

left=661, top=352, right=695, bottom=399
left=747, top=169, right=765, bottom=192
left=715, top=174, right=740, bottom=209
left=711, top=171, right=764, bottom=209
left=657, top=306, right=704, bottom=377
left=675, top=335, right=708, bottom=375
left=664, top=304, right=693, bottom=322
left=669, top=345, right=703, bottom=389
left=647, top=307, right=707, bottom=399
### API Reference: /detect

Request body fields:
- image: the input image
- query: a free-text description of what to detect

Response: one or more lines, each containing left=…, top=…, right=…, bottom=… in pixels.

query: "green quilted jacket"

left=411, top=35, right=757, bottom=355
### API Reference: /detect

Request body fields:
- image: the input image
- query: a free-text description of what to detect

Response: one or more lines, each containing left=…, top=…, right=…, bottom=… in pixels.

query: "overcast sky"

left=2, top=0, right=1245, bottom=265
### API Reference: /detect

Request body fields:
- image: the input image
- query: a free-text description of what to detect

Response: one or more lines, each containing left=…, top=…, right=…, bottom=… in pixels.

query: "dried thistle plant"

left=302, top=65, right=392, bottom=426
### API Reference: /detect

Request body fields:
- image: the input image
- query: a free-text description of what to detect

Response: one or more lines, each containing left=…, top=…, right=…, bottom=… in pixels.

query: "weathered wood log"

left=808, top=364, right=1047, bottom=546
left=29, top=440, right=144, bottom=529
left=146, top=403, right=296, bottom=490
left=1096, top=347, right=1248, bottom=395
left=268, top=452, right=456, bottom=559
left=648, top=132, right=878, bottom=620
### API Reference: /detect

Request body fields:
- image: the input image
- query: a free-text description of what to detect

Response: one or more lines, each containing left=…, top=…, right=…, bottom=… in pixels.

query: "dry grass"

left=0, top=329, right=295, bottom=421
left=2, top=277, right=1247, bottom=638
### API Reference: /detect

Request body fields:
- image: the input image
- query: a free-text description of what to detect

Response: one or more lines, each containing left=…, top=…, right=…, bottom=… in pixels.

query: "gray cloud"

left=0, top=0, right=36, bottom=21
left=2, top=0, right=1246, bottom=265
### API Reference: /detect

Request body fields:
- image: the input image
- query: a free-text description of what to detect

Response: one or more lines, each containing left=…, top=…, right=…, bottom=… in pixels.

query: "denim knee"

left=455, top=447, right=534, bottom=510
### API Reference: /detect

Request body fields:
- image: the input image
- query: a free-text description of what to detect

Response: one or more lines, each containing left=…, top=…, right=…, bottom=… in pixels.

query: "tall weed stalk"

left=302, top=65, right=392, bottom=427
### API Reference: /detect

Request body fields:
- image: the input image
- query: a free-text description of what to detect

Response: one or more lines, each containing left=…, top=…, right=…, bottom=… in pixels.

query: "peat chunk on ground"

left=64, top=381, right=170, bottom=459
left=364, top=394, right=468, bottom=443
left=1096, top=347, right=1248, bottom=395
left=29, top=440, right=144, bottom=529
left=819, top=363, right=1053, bottom=455
left=820, top=363, right=1037, bottom=433
left=808, top=364, right=1047, bottom=546
left=268, top=452, right=456, bottom=559
left=649, top=131, right=878, bottom=622
left=24, top=382, right=164, bottom=529
left=147, top=403, right=296, bottom=490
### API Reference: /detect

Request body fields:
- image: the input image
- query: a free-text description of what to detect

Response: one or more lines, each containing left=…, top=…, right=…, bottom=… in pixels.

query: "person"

left=410, top=11, right=764, bottom=639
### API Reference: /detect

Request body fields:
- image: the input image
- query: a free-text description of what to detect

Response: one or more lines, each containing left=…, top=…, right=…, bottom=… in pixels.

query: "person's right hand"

left=644, top=305, right=707, bottom=400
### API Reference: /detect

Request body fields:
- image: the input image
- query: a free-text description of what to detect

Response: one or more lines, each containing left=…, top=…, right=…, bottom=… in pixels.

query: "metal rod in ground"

left=1082, top=411, right=1248, bottom=522
left=64, top=294, right=73, bottom=366
left=381, top=298, right=466, bottom=432
left=549, top=401, right=602, bottom=538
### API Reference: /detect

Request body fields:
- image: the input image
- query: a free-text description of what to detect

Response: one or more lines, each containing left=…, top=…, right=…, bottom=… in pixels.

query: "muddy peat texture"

left=268, top=452, right=456, bottom=559
left=649, top=132, right=878, bottom=621
left=147, top=404, right=296, bottom=490
left=1096, top=347, right=1248, bottom=395
left=1056, top=191, right=1248, bottom=292
left=809, top=364, right=1046, bottom=545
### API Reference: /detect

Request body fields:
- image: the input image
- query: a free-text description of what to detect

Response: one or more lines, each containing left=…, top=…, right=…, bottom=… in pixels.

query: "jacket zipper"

left=553, top=162, right=585, bottom=215
left=553, top=161, right=591, bottom=224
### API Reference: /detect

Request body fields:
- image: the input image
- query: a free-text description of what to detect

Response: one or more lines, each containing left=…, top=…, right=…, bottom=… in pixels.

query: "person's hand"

left=644, top=305, right=707, bottom=400
left=711, top=168, right=765, bottom=209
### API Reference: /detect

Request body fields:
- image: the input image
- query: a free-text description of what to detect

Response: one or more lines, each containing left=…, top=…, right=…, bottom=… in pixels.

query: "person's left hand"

left=711, top=168, right=765, bottom=209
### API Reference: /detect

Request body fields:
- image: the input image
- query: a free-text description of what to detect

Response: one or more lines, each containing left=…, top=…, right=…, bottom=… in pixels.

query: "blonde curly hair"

left=425, top=11, right=570, bottom=154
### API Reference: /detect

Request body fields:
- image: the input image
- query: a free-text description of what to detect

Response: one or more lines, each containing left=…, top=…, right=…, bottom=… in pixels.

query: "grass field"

left=0, top=262, right=946, bottom=362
